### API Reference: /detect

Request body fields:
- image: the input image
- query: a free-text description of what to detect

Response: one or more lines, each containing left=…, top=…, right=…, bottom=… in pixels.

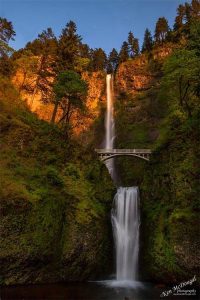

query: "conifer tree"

left=108, top=48, right=119, bottom=72
left=128, top=31, right=139, bottom=57
left=79, top=43, right=91, bottom=59
left=154, top=17, right=169, bottom=43
left=0, top=17, right=15, bottom=44
left=127, top=31, right=134, bottom=57
left=58, top=20, right=82, bottom=70
left=119, top=41, right=129, bottom=62
left=142, top=28, right=153, bottom=52
left=22, top=28, right=58, bottom=105
left=14, top=50, right=38, bottom=92
left=51, top=70, right=87, bottom=131
left=90, top=48, right=107, bottom=71
left=173, top=5, right=186, bottom=31
left=133, top=38, right=139, bottom=56
left=191, top=0, right=200, bottom=19
left=106, top=62, right=113, bottom=74
left=173, top=1, right=200, bottom=37
left=0, top=18, right=15, bottom=76
left=184, top=2, right=193, bottom=23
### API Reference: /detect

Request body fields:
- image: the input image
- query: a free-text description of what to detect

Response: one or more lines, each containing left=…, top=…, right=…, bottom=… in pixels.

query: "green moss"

left=113, top=41, right=200, bottom=282
left=0, top=77, right=115, bottom=285
left=140, top=113, right=200, bottom=282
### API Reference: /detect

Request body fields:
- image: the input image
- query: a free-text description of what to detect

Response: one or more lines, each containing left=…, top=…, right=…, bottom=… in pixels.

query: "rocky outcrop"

left=152, top=43, right=175, bottom=60
left=74, top=71, right=106, bottom=135
left=115, top=43, right=175, bottom=96
left=115, top=55, right=155, bottom=95
left=12, top=68, right=106, bottom=136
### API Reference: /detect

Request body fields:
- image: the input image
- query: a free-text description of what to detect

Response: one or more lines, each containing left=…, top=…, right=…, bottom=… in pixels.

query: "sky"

left=1, top=0, right=189, bottom=54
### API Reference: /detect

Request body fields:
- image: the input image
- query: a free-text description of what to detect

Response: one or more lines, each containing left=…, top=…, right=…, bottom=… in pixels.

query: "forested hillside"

left=111, top=1, right=200, bottom=283
left=0, top=0, right=199, bottom=287
left=0, top=77, right=114, bottom=284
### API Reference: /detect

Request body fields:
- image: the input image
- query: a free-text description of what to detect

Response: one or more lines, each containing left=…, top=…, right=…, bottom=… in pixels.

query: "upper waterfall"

left=105, top=74, right=115, bottom=150
left=104, top=74, right=116, bottom=180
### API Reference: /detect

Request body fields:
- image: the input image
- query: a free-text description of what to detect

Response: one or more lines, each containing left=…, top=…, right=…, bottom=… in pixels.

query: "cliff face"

left=114, top=43, right=200, bottom=283
left=75, top=71, right=106, bottom=136
left=140, top=118, right=200, bottom=283
left=12, top=68, right=106, bottom=137
left=115, top=54, right=155, bottom=94
left=115, top=43, right=175, bottom=96
left=0, top=78, right=114, bottom=285
left=113, top=47, right=168, bottom=186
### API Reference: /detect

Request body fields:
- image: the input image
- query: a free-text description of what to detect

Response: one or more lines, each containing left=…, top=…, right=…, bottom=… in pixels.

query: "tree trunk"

left=51, top=101, right=59, bottom=123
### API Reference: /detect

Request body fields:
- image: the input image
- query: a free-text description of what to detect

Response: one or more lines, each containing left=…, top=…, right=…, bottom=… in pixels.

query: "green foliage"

left=13, top=50, right=38, bottom=93
left=174, top=4, right=185, bottom=31
left=142, top=28, right=153, bottom=52
left=128, top=31, right=140, bottom=57
left=58, top=20, right=82, bottom=70
left=0, top=79, right=115, bottom=284
left=0, top=18, right=15, bottom=76
left=188, top=19, right=200, bottom=57
left=0, top=76, right=22, bottom=108
left=140, top=21, right=200, bottom=282
left=51, top=70, right=88, bottom=130
left=23, top=28, right=58, bottom=104
left=108, top=48, right=119, bottom=73
left=89, top=48, right=107, bottom=71
left=25, top=27, right=57, bottom=58
left=154, top=17, right=170, bottom=43
left=0, top=18, right=16, bottom=44
left=114, top=83, right=166, bottom=185
left=53, top=70, right=87, bottom=100
left=114, top=18, right=200, bottom=282
left=173, top=0, right=200, bottom=40
left=119, top=41, right=129, bottom=63
left=141, top=115, right=200, bottom=281
left=64, top=163, right=81, bottom=179
left=45, top=166, right=64, bottom=186
left=162, top=22, right=200, bottom=117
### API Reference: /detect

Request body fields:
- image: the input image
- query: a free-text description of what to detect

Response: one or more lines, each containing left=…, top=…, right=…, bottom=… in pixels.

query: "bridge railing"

left=95, top=149, right=152, bottom=154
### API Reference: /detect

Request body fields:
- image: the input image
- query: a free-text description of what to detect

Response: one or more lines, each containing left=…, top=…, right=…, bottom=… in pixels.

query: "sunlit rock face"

left=12, top=60, right=55, bottom=122
left=115, top=43, right=175, bottom=96
left=152, top=43, right=175, bottom=60
left=75, top=71, right=106, bottom=136
left=115, top=55, right=154, bottom=95
left=12, top=66, right=106, bottom=136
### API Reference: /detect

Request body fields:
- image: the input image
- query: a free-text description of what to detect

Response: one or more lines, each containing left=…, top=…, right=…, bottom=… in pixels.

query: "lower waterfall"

left=111, top=187, right=140, bottom=282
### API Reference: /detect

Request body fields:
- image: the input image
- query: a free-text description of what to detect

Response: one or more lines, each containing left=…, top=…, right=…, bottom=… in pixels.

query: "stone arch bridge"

left=95, top=149, right=152, bottom=162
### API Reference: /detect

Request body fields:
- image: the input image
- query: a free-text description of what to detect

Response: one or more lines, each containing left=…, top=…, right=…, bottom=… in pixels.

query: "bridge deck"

left=95, top=148, right=152, bottom=162
left=95, top=149, right=152, bottom=154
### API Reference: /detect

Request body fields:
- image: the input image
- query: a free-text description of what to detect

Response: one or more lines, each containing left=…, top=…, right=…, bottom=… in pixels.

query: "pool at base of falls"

left=2, top=281, right=197, bottom=300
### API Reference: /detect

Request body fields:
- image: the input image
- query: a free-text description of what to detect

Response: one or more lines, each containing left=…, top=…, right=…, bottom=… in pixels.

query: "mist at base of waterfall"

left=96, top=279, right=144, bottom=289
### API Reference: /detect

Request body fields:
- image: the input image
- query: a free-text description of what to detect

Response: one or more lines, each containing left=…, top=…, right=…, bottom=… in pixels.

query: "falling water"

left=104, top=74, right=115, bottom=179
left=112, top=187, right=140, bottom=281
left=105, top=74, right=114, bottom=149
left=104, top=74, right=141, bottom=286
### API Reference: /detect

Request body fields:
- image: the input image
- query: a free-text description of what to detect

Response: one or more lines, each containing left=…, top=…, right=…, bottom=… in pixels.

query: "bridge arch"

left=95, top=149, right=152, bottom=162
left=100, top=153, right=150, bottom=162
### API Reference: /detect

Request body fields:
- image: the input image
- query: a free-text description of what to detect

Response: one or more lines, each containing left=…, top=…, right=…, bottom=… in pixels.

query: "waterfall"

left=112, top=187, right=140, bottom=281
left=103, top=74, right=141, bottom=287
left=104, top=74, right=115, bottom=179
left=105, top=74, right=114, bottom=149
